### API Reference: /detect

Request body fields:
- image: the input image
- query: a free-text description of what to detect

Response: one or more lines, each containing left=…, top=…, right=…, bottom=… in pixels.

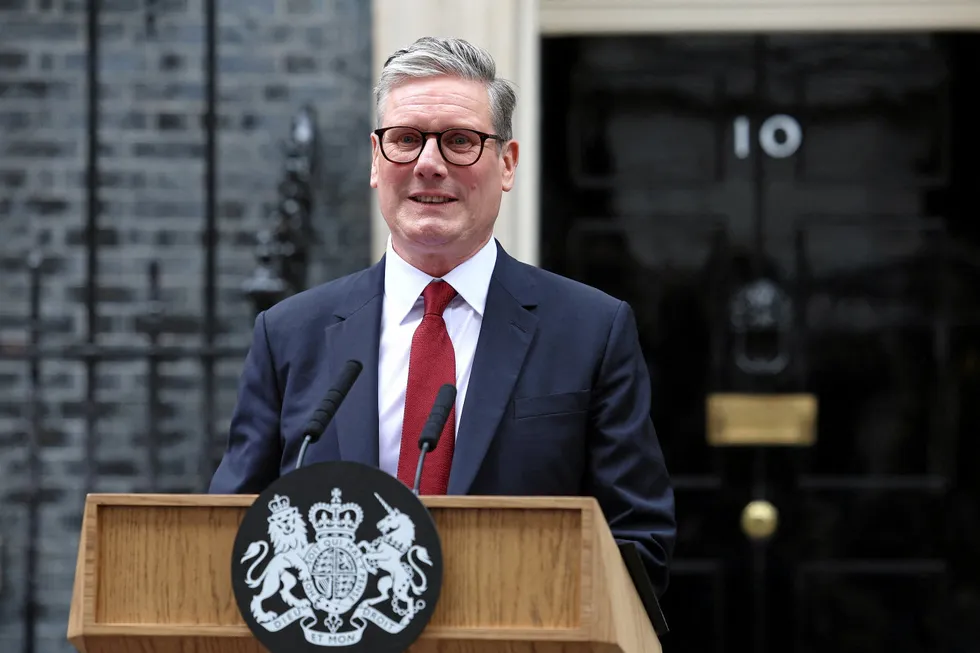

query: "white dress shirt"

left=377, top=236, right=497, bottom=479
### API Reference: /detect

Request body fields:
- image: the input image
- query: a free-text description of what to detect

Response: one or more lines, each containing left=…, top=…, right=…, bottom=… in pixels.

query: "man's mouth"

left=410, top=195, right=457, bottom=204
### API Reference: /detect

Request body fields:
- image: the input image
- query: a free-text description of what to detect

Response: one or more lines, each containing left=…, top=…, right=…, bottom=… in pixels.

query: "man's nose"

left=415, top=136, right=447, bottom=176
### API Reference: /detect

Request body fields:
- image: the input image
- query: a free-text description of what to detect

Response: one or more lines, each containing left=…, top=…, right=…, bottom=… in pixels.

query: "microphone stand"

left=412, top=442, right=433, bottom=496
left=296, top=436, right=313, bottom=472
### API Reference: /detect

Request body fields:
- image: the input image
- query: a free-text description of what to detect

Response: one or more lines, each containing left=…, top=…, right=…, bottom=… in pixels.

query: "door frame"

left=539, top=0, right=980, bottom=34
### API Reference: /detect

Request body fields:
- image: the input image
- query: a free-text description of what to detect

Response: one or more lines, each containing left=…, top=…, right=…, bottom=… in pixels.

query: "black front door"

left=541, top=33, right=980, bottom=653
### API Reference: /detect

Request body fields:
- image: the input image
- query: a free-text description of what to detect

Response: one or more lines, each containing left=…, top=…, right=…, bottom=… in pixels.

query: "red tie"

left=396, top=280, right=458, bottom=494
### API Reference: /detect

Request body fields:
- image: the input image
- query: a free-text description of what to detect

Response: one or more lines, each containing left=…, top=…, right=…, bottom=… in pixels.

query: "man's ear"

left=370, top=132, right=380, bottom=188
left=500, top=139, right=519, bottom=192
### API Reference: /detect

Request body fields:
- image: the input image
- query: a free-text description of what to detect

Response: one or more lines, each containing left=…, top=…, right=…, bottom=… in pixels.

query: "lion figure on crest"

left=360, top=493, right=433, bottom=619
left=240, top=495, right=312, bottom=623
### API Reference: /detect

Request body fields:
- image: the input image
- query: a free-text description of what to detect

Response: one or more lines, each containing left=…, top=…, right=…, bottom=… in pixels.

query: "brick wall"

left=0, top=1, right=373, bottom=651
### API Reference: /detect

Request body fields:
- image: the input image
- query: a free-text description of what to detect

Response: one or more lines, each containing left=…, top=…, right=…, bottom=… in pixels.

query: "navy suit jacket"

left=209, top=241, right=676, bottom=595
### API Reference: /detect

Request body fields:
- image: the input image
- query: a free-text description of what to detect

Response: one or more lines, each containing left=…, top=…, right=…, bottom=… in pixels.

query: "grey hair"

left=374, top=36, right=518, bottom=142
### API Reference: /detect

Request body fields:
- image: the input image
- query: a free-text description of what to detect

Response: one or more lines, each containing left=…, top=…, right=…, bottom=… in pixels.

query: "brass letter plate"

left=706, top=393, right=817, bottom=446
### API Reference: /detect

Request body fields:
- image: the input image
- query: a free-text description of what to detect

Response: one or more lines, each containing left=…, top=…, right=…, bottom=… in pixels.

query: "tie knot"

left=422, top=280, right=457, bottom=316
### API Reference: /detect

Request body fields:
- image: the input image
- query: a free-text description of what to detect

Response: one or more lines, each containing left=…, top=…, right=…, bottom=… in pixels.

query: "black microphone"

left=295, top=359, right=363, bottom=470
left=413, top=383, right=457, bottom=496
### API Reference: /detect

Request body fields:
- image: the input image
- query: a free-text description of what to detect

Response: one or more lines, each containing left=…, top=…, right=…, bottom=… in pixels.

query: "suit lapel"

left=448, top=246, right=538, bottom=495
left=323, top=258, right=385, bottom=467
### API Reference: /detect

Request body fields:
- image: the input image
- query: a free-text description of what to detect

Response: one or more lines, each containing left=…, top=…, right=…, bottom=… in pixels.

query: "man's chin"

left=399, top=215, right=462, bottom=245
left=404, top=231, right=457, bottom=250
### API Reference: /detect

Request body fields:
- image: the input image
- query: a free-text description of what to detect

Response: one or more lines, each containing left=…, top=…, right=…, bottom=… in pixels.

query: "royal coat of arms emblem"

left=231, top=461, right=443, bottom=652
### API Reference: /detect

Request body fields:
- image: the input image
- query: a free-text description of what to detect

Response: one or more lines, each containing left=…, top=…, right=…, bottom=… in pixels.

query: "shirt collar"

left=384, top=235, right=497, bottom=324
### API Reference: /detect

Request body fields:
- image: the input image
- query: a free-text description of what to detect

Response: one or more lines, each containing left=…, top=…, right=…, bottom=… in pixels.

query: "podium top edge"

left=83, top=493, right=600, bottom=511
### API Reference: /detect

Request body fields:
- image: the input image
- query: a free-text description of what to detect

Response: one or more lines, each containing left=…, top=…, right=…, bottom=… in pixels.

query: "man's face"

left=370, top=76, right=519, bottom=265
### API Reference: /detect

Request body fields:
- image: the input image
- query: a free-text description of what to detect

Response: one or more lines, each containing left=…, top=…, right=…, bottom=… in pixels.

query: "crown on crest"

left=267, top=494, right=298, bottom=517
left=309, top=488, right=363, bottom=540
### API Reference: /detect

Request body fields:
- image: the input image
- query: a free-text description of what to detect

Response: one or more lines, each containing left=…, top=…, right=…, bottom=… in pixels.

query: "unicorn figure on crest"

left=359, top=493, right=433, bottom=619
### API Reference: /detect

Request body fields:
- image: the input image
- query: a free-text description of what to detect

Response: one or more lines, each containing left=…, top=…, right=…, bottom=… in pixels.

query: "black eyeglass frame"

left=373, top=126, right=505, bottom=167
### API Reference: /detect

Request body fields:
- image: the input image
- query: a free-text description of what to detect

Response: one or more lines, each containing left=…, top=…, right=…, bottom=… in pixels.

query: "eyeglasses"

left=373, top=126, right=503, bottom=167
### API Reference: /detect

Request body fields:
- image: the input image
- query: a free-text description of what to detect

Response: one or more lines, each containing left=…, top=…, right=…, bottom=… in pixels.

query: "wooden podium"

left=67, top=494, right=662, bottom=653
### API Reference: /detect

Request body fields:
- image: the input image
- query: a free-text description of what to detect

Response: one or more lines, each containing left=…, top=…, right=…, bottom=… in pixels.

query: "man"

left=209, top=36, right=676, bottom=596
